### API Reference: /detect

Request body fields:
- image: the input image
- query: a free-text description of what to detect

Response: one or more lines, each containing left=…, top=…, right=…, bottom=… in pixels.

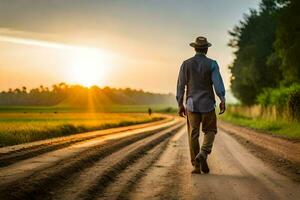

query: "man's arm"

left=211, top=61, right=226, bottom=114
left=176, top=62, right=186, bottom=117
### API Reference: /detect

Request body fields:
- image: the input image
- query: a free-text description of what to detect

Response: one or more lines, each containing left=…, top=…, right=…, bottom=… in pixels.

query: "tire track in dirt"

left=51, top=123, right=183, bottom=200
left=0, top=124, right=173, bottom=187
left=105, top=141, right=169, bottom=200
left=129, top=127, right=300, bottom=200
left=0, top=119, right=184, bottom=200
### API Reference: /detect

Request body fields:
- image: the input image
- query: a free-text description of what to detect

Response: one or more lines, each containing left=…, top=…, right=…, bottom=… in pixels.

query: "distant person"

left=148, top=108, right=152, bottom=116
left=176, top=36, right=226, bottom=174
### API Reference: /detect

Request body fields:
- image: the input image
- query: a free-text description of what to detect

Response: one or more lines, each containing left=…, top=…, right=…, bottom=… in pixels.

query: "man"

left=176, top=36, right=226, bottom=174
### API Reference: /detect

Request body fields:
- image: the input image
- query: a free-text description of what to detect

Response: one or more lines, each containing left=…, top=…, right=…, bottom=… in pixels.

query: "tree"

left=22, top=86, right=27, bottom=94
left=0, top=83, right=176, bottom=106
left=14, top=88, right=22, bottom=94
left=274, top=0, right=300, bottom=85
left=228, top=0, right=283, bottom=105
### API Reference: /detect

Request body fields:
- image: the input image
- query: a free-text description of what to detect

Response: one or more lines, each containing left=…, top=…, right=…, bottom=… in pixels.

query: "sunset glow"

left=0, top=0, right=260, bottom=93
left=0, top=34, right=113, bottom=88
left=68, top=48, right=110, bottom=87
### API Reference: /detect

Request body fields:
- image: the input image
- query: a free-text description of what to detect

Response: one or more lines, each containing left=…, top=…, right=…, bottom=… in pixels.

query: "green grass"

left=0, top=112, right=165, bottom=147
left=220, top=112, right=300, bottom=139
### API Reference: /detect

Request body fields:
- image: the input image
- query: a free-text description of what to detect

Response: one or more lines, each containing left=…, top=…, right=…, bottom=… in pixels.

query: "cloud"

left=0, top=27, right=162, bottom=67
left=0, top=28, right=59, bottom=41
left=0, top=35, right=73, bottom=50
left=0, top=28, right=116, bottom=59
left=0, top=28, right=75, bottom=51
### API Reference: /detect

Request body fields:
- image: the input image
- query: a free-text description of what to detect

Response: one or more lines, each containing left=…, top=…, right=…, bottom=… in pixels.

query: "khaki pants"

left=187, top=110, right=217, bottom=166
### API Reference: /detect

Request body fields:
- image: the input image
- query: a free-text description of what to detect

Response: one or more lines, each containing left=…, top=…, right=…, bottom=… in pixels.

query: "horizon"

left=0, top=0, right=259, bottom=94
left=0, top=81, right=236, bottom=96
left=0, top=82, right=175, bottom=95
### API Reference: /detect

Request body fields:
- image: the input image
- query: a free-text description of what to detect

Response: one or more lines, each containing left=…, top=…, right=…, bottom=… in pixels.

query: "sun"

left=68, top=48, right=109, bottom=87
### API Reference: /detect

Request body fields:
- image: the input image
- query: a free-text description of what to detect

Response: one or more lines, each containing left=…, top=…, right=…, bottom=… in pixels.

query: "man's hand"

left=219, top=102, right=226, bottom=115
left=178, top=105, right=186, bottom=117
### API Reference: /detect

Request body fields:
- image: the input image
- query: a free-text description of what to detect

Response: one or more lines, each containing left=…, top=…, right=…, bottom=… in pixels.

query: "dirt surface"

left=0, top=118, right=299, bottom=200
left=219, top=121, right=300, bottom=182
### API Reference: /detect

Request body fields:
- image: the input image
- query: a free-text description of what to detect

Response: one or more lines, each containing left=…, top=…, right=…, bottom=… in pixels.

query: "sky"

left=0, top=0, right=260, bottom=94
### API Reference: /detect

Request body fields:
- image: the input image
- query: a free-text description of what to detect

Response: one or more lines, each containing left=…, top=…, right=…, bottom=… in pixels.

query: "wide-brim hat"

left=189, top=36, right=212, bottom=49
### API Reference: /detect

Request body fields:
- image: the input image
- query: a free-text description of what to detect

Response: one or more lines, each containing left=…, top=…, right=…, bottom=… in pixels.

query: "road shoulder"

left=219, top=120, right=300, bottom=182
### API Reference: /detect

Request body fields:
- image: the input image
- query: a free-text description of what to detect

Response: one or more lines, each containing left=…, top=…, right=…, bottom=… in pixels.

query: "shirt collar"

left=195, top=52, right=206, bottom=57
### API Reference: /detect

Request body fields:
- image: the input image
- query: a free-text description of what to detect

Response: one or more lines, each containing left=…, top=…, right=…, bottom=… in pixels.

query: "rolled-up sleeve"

left=176, top=62, right=186, bottom=106
left=211, top=61, right=226, bottom=102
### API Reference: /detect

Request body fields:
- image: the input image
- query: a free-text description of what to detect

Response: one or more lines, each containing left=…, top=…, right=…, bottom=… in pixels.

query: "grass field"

left=0, top=105, right=177, bottom=113
left=0, top=110, right=165, bottom=147
left=220, top=112, right=300, bottom=139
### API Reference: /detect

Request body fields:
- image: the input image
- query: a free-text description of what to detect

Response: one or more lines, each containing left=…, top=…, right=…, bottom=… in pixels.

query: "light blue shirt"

left=211, top=61, right=226, bottom=103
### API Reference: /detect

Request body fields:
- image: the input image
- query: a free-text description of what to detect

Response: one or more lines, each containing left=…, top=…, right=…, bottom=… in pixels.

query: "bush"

left=257, top=84, right=300, bottom=120
left=289, top=88, right=300, bottom=120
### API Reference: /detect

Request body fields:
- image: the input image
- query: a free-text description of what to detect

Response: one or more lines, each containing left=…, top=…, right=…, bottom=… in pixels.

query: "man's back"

left=183, top=54, right=216, bottom=113
left=177, top=52, right=225, bottom=113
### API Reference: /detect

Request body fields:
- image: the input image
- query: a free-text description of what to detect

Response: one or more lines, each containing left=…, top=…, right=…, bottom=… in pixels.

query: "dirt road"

left=0, top=118, right=299, bottom=200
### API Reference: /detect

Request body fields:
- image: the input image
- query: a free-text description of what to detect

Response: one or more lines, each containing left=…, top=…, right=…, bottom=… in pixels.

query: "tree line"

left=228, top=0, right=300, bottom=106
left=0, top=83, right=176, bottom=106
